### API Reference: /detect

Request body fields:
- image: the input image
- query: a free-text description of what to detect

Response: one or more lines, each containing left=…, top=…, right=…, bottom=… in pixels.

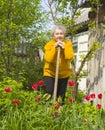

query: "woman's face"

left=53, top=29, right=65, bottom=41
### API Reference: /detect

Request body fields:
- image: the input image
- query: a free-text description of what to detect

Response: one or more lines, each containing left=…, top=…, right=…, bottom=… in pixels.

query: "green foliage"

left=0, top=77, right=23, bottom=112
left=79, top=70, right=88, bottom=78
left=88, top=21, right=96, bottom=30
left=0, top=0, right=49, bottom=89
left=87, top=40, right=100, bottom=61
left=0, top=82, right=105, bottom=129
left=22, top=60, right=44, bottom=89
left=90, top=40, right=100, bottom=51
left=46, top=0, right=82, bottom=36
left=89, top=0, right=101, bottom=5
left=56, top=0, right=81, bottom=35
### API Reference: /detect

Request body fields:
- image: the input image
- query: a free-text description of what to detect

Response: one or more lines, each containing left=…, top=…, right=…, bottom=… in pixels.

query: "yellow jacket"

left=43, top=39, right=74, bottom=78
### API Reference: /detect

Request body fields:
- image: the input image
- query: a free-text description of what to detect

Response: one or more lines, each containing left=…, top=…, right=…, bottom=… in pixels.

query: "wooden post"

left=53, top=47, right=61, bottom=104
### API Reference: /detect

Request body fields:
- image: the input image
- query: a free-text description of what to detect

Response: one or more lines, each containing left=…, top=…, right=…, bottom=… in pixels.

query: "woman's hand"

left=54, top=41, right=65, bottom=48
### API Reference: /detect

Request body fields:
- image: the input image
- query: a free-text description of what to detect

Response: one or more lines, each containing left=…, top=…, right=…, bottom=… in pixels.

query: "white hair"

left=51, top=24, right=67, bottom=35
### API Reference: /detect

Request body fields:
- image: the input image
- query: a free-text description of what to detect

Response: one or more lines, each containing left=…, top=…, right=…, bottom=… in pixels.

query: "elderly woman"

left=43, top=24, right=74, bottom=104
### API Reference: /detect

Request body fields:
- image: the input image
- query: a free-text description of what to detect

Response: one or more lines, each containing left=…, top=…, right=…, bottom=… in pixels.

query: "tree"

left=0, top=0, right=49, bottom=88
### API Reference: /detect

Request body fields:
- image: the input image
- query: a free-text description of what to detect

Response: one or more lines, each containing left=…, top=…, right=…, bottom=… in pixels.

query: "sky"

left=41, top=0, right=54, bottom=29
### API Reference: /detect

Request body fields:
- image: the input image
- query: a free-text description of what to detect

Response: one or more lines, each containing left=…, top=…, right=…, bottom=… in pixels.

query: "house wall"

left=73, top=31, right=89, bottom=92
left=87, top=26, right=105, bottom=108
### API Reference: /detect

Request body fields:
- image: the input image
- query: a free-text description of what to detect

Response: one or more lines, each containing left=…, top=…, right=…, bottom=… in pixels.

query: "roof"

left=81, top=0, right=105, bottom=8
left=75, top=8, right=91, bottom=25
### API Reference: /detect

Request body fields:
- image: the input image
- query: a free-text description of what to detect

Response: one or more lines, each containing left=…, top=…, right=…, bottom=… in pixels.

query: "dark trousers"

left=44, top=76, right=69, bottom=103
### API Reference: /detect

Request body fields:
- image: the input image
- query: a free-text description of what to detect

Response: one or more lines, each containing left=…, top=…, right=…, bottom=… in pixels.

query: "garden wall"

left=87, top=25, right=105, bottom=108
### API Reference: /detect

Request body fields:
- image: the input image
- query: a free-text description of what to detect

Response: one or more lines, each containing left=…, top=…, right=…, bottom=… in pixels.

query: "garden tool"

left=53, top=46, right=61, bottom=104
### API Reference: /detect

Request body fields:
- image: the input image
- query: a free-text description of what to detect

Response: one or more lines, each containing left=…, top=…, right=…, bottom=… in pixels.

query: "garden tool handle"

left=53, top=46, right=61, bottom=104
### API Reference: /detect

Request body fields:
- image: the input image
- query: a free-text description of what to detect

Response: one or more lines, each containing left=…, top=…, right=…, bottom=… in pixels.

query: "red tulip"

left=96, top=104, right=102, bottom=109
left=13, top=99, right=19, bottom=105
left=90, top=93, right=95, bottom=99
left=54, top=112, right=59, bottom=117
left=32, top=84, right=38, bottom=90
left=98, top=93, right=102, bottom=99
left=5, top=87, right=11, bottom=92
left=54, top=103, right=60, bottom=110
left=68, top=81, right=75, bottom=87
left=85, top=95, right=91, bottom=101
left=38, top=80, right=44, bottom=87
left=35, top=96, right=41, bottom=101
left=68, top=98, right=74, bottom=103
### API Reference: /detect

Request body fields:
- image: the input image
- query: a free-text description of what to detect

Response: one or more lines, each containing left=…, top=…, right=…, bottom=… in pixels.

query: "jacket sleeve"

left=64, top=40, right=74, bottom=60
left=44, top=42, right=57, bottom=63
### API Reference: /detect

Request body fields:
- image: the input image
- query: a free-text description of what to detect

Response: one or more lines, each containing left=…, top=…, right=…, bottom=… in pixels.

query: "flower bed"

left=0, top=78, right=105, bottom=130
